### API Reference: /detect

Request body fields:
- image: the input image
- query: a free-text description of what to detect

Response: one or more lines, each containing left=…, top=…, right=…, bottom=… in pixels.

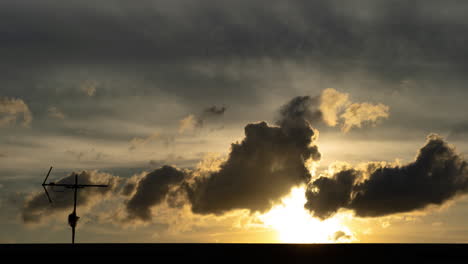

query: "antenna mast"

left=42, top=166, right=109, bottom=244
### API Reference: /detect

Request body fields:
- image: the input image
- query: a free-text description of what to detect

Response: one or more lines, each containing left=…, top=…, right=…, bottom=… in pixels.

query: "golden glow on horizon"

left=259, top=187, right=355, bottom=243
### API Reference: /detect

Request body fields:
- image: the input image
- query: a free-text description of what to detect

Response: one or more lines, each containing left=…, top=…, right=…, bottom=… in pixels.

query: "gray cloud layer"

left=1, top=0, right=466, bottom=147
left=305, top=134, right=468, bottom=219
left=3, top=0, right=468, bottom=110
left=2, top=0, right=467, bottom=67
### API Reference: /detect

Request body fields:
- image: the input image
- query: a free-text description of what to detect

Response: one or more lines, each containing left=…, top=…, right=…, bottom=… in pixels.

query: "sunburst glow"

left=259, top=186, right=355, bottom=243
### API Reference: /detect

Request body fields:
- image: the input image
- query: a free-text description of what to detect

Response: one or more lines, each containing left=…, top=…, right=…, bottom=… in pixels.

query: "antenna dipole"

left=42, top=166, right=53, bottom=203
left=42, top=167, right=109, bottom=244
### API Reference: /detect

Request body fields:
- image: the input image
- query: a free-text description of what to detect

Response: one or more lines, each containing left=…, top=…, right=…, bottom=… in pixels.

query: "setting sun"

left=259, top=187, right=355, bottom=243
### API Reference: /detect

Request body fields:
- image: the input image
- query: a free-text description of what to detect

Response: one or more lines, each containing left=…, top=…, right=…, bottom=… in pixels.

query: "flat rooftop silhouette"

left=1, top=243, right=467, bottom=261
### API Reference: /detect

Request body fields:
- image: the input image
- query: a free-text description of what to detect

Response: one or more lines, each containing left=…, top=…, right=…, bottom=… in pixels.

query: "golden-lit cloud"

left=318, top=88, right=390, bottom=133
left=178, top=114, right=201, bottom=134
left=0, top=97, right=32, bottom=127
left=340, top=103, right=389, bottom=133
left=319, top=88, right=350, bottom=127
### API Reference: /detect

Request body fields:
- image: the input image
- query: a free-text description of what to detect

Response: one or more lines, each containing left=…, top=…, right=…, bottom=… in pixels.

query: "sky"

left=1, top=0, right=468, bottom=243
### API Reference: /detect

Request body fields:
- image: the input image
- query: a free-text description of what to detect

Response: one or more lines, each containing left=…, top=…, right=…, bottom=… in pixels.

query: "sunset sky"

left=1, top=0, right=468, bottom=243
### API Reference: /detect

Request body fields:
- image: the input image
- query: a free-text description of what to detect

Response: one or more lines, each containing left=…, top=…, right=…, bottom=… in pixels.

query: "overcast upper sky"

left=1, top=0, right=467, bottom=243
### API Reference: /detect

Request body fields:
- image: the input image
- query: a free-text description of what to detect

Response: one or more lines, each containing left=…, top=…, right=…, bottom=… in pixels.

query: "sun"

left=259, top=186, right=354, bottom=243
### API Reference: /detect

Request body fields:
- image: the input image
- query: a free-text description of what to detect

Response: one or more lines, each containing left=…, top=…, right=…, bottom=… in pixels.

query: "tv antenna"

left=42, top=166, right=109, bottom=244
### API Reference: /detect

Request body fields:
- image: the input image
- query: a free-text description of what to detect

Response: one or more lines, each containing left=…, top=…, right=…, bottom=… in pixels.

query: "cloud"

left=18, top=92, right=389, bottom=227
left=3, top=0, right=468, bottom=73
left=277, top=96, right=323, bottom=127
left=22, top=170, right=121, bottom=224
left=305, top=134, right=468, bottom=219
left=305, top=169, right=358, bottom=219
left=178, top=105, right=227, bottom=134
left=340, top=103, right=389, bottom=133
left=122, top=96, right=321, bottom=220
left=184, top=96, right=321, bottom=215
left=19, top=95, right=322, bottom=224
left=204, top=106, right=227, bottom=116
left=318, top=88, right=390, bottom=132
left=126, top=166, right=187, bottom=221
left=270, top=89, right=389, bottom=133
left=333, top=230, right=352, bottom=242
left=80, top=80, right=98, bottom=96
left=319, top=88, right=349, bottom=127
left=47, top=106, right=65, bottom=119
left=178, top=114, right=202, bottom=134
left=0, top=97, right=32, bottom=127
left=121, top=182, right=137, bottom=197
left=129, top=132, right=174, bottom=150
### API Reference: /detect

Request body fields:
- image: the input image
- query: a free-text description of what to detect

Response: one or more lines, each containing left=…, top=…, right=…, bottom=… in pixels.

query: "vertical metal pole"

left=73, top=173, right=78, bottom=214
left=72, top=173, right=78, bottom=245
left=72, top=227, right=75, bottom=245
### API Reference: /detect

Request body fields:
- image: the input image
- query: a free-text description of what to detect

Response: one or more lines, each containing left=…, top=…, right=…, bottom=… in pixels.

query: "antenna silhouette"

left=42, top=166, right=108, bottom=244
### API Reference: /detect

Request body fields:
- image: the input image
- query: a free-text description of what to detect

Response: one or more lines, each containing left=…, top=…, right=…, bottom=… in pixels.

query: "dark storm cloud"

left=22, top=171, right=120, bottom=223
left=126, top=166, right=187, bottom=221
left=184, top=96, right=320, bottom=215
left=305, top=134, right=468, bottom=219
left=305, top=169, right=359, bottom=219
